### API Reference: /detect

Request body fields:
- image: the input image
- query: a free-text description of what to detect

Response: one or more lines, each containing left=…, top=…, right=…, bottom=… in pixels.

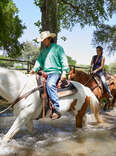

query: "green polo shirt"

left=33, top=43, right=69, bottom=74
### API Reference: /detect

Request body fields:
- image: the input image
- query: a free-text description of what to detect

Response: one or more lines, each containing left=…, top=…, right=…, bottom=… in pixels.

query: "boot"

left=51, top=109, right=61, bottom=120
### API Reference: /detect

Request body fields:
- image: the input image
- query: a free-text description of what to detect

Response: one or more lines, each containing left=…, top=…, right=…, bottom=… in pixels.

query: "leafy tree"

left=34, top=0, right=116, bottom=34
left=0, top=0, right=25, bottom=57
left=109, top=62, right=116, bottom=74
left=21, top=41, right=40, bottom=64
left=34, top=0, right=58, bottom=38
left=34, top=0, right=116, bottom=56
left=92, top=24, right=116, bottom=54
left=67, top=56, right=77, bottom=66
left=0, top=55, right=14, bottom=67
left=104, top=64, right=110, bottom=72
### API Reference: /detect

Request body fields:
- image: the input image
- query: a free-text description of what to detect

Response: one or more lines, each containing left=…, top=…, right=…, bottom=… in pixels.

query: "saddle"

left=92, top=72, right=114, bottom=91
left=104, top=72, right=114, bottom=85
left=38, top=80, right=77, bottom=98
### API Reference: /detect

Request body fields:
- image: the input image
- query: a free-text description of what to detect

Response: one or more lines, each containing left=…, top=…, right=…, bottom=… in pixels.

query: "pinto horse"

left=0, top=67, right=103, bottom=143
left=69, top=67, right=116, bottom=110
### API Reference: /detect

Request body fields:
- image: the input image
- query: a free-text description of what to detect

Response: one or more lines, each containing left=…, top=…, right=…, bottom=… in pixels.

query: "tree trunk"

left=41, top=0, right=58, bottom=41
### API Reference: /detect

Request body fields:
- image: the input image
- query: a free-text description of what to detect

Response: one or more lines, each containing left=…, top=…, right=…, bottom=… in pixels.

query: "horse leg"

left=98, top=100, right=102, bottom=113
left=90, top=98, right=103, bottom=123
left=25, top=120, right=34, bottom=133
left=75, top=96, right=90, bottom=128
left=111, top=95, right=116, bottom=109
left=2, top=105, right=35, bottom=143
left=103, top=98, right=112, bottom=111
left=103, top=100, right=109, bottom=111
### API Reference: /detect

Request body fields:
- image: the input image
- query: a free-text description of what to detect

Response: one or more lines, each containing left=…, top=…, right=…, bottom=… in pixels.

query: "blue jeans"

left=46, top=73, right=60, bottom=112
left=97, top=72, right=111, bottom=95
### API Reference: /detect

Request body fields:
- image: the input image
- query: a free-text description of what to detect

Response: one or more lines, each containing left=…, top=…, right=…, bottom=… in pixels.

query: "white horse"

left=0, top=67, right=103, bottom=143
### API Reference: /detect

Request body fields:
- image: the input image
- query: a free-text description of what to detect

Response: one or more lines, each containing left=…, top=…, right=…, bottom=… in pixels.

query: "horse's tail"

left=89, top=93, right=103, bottom=123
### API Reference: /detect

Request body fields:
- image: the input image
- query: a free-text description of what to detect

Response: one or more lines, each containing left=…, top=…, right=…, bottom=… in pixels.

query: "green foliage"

left=104, top=64, right=109, bottom=72
left=109, top=62, right=116, bottom=74
left=67, top=56, right=77, bottom=66
left=0, top=55, right=14, bottom=67
left=34, top=0, right=116, bottom=32
left=35, top=0, right=57, bottom=34
left=21, top=41, right=40, bottom=64
left=92, top=24, right=116, bottom=54
left=0, top=0, right=26, bottom=57
left=34, top=0, right=116, bottom=55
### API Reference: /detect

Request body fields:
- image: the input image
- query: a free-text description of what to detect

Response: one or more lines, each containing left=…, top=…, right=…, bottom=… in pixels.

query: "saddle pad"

left=104, top=72, right=113, bottom=81
left=93, top=73, right=114, bottom=87
left=58, top=82, right=77, bottom=98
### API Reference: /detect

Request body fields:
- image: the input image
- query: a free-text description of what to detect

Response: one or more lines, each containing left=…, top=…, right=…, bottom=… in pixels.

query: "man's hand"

left=29, top=70, right=35, bottom=75
left=61, top=71, right=66, bottom=81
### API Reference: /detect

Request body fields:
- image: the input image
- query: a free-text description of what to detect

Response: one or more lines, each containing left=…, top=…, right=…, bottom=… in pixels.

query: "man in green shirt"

left=30, top=31, right=69, bottom=119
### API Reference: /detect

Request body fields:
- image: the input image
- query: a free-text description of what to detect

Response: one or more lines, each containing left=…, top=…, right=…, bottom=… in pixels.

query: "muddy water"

left=0, top=111, right=116, bottom=156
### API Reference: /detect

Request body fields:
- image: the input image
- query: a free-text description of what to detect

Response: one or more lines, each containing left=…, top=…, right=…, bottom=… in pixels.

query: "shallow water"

left=0, top=112, right=116, bottom=156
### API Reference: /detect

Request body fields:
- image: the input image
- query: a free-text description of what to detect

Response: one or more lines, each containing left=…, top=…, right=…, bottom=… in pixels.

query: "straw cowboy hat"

left=36, top=31, right=56, bottom=42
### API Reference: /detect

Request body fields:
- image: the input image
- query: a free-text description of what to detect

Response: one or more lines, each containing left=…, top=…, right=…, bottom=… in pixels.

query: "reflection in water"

left=0, top=112, right=116, bottom=156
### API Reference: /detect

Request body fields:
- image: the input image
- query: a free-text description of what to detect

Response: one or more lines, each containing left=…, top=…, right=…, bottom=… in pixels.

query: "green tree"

left=0, top=0, right=25, bottom=57
left=109, top=62, right=116, bottom=74
left=0, top=55, right=14, bottom=67
left=34, top=0, right=116, bottom=57
left=92, top=24, right=116, bottom=54
left=34, top=0, right=116, bottom=35
left=21, top=41, right=40, bottom=64
left=34, top=0, right=58, bottom=39
left=67, top=56, right=77, bottom=66
left=104, top=64, right=110, bottom=72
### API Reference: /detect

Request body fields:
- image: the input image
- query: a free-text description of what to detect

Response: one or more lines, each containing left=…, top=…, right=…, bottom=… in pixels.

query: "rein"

left=0, top=84, right=42, bottom=115
left=83, top=74, right=100, bottom=91
left=0, top=72, right=47, bottom=115
left=12, top=85, right=42, bottom=107
left=84, top=74, right=93, bottom=86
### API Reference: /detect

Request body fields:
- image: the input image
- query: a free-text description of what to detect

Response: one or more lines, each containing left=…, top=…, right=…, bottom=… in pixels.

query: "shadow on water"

left=0, top=111, right=116, bottom=156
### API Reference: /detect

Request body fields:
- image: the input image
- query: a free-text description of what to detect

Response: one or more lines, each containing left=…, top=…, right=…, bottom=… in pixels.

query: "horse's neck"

left=21, top=75, right=37, bottom=94
left=0, top=70, right=37, bottom=103
left=77, top=72, right=90, bottom=83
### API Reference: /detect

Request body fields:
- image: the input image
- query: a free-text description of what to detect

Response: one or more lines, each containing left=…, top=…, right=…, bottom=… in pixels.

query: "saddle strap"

left=42, top=79, right=47, bottom=119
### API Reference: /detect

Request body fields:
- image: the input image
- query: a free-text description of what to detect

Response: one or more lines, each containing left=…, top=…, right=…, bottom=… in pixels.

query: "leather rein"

left=84, top=73, right=101, bottom=91
left=0, top=75, right=44, bottom=114
left=0, top=71, right=49, bottom=115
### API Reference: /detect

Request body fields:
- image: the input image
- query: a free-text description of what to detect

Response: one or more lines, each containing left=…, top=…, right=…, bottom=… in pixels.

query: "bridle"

left=84, top=73, right=102, bottom=92
left=84, top=74, right=94, bottom=86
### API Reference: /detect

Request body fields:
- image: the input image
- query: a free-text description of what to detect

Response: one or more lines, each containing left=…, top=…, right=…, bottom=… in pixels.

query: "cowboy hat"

left=36, top=31, right=56, bottom=42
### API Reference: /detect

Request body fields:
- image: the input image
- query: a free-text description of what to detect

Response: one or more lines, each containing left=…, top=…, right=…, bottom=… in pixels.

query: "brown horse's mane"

left=75, top=70, right=90, bottom=77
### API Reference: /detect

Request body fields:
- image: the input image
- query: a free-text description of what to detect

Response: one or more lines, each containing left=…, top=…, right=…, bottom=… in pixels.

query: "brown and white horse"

left=0, top=67, right=103, bottom=143
left=69, top=67, right=116, bottom=110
